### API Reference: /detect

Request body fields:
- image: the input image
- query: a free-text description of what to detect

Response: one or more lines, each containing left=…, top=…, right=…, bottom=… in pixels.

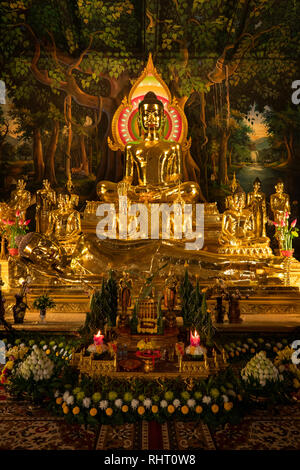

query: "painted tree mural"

left=0, top=0, right=300, bottom=200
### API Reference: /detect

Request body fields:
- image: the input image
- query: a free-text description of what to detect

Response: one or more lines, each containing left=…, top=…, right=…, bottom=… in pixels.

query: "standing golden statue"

left=270, top=180, right=290, bottom=249
left=9, top=179, right=31, bottom=220
left=247, top=177, right=267, bottom=239
left=163, top=267, right=178, bottom=329
left=118, top=271, right=132, bottom=327
left=97, top=92, right=200, bottom=203
left=36, top=179, right=56, bottom=233
left=66, top=176, right=79, bottom=208
left=225, top=172, right=239, bottom=209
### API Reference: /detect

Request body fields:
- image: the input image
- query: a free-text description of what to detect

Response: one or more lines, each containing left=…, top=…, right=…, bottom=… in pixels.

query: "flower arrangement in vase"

left=1, top=211, right=30, bottom=256
left=271, top=212, right=298, bottom=257
left=33, top=294, right=56, bottom=323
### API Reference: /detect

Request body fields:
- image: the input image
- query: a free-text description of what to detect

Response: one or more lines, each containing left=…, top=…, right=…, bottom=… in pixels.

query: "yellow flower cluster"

left=137, top=340, right=155, bottom=351
left=6, top=345, right=29, bottom=361
left=224, top=402, right=233, bottom=411
left=274, top=347, right=293, bottom=366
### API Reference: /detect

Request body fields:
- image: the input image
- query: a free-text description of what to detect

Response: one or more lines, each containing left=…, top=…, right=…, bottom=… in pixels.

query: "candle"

left=190, top=330, right=200, bottom=347
left=94, top=330, right=104, bottom=346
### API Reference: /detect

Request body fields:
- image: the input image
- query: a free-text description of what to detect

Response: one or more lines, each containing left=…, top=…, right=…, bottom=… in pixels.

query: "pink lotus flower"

left=285, top=211, right=289, bottom=219
left=15, top=210, right=20, bottom=217
left=291, top=219, right=297, bottom=228
left=19, top=219, right=24, bottom=225
left=280, top=219, right=285, bottom=227
left=24, top=219, right=31, bottom=226
left=272, top=221, right=278, bottom=227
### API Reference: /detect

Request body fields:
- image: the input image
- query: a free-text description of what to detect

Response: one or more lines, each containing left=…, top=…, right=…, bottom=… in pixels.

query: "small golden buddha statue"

left=219, top=185, right=272, bottom=256
left=97, top=91, right=200, bottom=203
left=36, top=179, right=56, bottom=233
left=46, top=194, right=81, bottom=251
left=247, top=177, right=267, bottom=240
left=219, top=188, right=253, bottom=247
left=9, top=179, right=31, bottom=220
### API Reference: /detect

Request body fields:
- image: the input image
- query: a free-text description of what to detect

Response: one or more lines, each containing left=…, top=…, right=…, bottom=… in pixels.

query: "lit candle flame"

left=190, top=329, right=200, bottom=346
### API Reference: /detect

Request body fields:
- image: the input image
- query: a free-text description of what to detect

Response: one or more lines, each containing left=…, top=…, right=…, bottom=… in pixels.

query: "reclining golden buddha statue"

left=96, top=91, right=201, bottom=204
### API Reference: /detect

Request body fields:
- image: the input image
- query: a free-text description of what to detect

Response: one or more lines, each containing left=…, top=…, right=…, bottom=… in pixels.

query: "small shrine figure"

left=36, top=179, right=56, bottom=233
left=66, top=175, right=79, bottom=208
left=9, top=179, right=31, bottom=220
left=247, top=177, right=267, bottom=239
left=118, top=271, right=132, bottom=328
left=270, top=180, right=291, bottom=249
left=212, top=279, right=227, bottom=324
left=227, top=289, right=243, bottom=324
left=225, top=172, right=238, bottom=209
left=12, top=275, right=31, bottom=324
left=163, top=268, right=178, bottom=329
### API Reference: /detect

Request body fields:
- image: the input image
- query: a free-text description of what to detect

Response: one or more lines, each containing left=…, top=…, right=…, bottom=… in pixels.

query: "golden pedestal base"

left=116, top=326, right=179, bottom=360
left=72, top=350, right=117, bottom=379
left=218, top=243, right=273, bottom=258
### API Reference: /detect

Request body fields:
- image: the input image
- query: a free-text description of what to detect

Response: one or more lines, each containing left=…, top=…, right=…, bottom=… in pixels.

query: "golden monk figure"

left=247, top=177, right=267, bottom=239
left=270, top=180, right=291, bottom=249
left=97, top=92, right=200, bottom=203
left=36, top=179, right=56, bottom=233
left=46, top=194, right=81, bottom=251
left=9, top=179, right=31, bottom=220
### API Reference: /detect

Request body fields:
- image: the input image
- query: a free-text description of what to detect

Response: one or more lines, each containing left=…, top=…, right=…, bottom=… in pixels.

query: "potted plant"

left=1, top=211, right=30, bottom=256
left=271, top=213, right=299, bottom=257
left=33, top=294, right=56, bottom=323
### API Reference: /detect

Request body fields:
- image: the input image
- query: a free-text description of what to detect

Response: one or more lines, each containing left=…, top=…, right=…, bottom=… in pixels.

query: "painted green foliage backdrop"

left=0, top=0, right=300, bottom=207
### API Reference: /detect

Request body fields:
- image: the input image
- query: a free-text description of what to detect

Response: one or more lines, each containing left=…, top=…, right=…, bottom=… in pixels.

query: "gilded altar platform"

left=3, top=296, right=300, bottom=334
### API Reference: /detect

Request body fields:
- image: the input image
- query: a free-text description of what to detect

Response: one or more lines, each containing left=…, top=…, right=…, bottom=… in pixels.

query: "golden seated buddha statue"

left=219, top=186, right=272, bottom=257
left=97, top=92, right=200, bottom=204
left=46, top=194, right=81, bottom=253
